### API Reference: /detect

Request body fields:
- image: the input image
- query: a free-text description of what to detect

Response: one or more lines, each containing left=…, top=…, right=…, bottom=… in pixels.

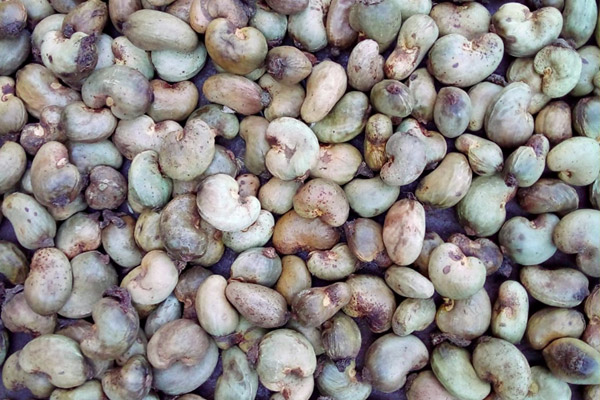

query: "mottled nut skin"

left=543, top=338, right=600, bottom=385
left=382, top=199, right=425, bottom=266
left=85, top=166, right=127, bottom=210
left=342, top=274, right=396, bottom=333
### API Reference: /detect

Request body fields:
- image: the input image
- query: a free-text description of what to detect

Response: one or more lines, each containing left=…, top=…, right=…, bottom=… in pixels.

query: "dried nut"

left=20, top=334, right=91, bottom=388
left=427, top=33, right=504, bottom=87
left=250, top=5, right=287, bottom=47
left=152, top=339, right=218, bottom=395
left=561, top=0, right=597, bottom=48
left=1, top=192, right=56, bottom=249
left=534, top=100, right=572, bottom=144
left=145, top=293, right=182, bottom=338
left=520, top=265, right=589, bottom=307
left=259, top=73, right=305, bottom=122
left=275, top=255, right=311, bottom=305
left=527, top=366, right=572, bottom=400
left=101, top=355, right=152, bottom=400
left=485, top=82, right=534, bottom=148
left=265, top=117, right=320, bottom=181
left=499, top=213, right=559, bottom=265
left=491, top=280, right=529, bottom=344
left=436, top=288, right=492, bottom=341
left=553, top=209, right=600, bottom=277
left=382, top=199, right=426, bottom=267
left=344, top=176, right=400, bottom=218
left=431, top=342, right=491, bottom=400
left=310, top=143, right=363, bottom=185
left=433, top=87, right=471, bottom=139
left=151, top=43, right=207, bottom=83
left=0, top=76, right=27, bottom=137
left=287, top=0, right=327, bottom=52
left=265, top=45, right=312, bottom=85
left=321, top=312, right=361, bottom=362
left=543, top=338, right=600, bottom=385
left=533, top=41, right=583, bottom=98
left=307, top=243, right=359, bottom=281
left=222, top=210, right=275, bottom=253
left=467, top=82, right=503, bottom=132
left=345, top=218, right=391, bottom=267
left=384, top=14, right=438, bottom=81
left=2, top=350, right=54, bottom=397
left=491, top=3, right=562, bottom=57
left=347, top=39, right=384, bottom=91
left=370, top=79, right=414, bottom=118
left=225, top=281, right=289, bottom=329
left=431, top=2, right=490, bottom=40
left=473, top=337, right=532, bottom=400
left=415, top=232, right=444, bottom=276
left=406, top=370, right=459, bottom=400
left=546, top=137, right=600, bottom=186
left=1, top=290, right=56, bottom=336
left=526, top=307, right=586, bottom=350
left=272, top=210, right=340, bottom=255
left=81, top=288, right=140, bottom=361
left=203, top=73, right=270, bottom=115
left=416, top=153, right=472, bottom=209
left=457, top=174, right=517, bottom=237
left=385, top=266, right=434, bottom=299
left=292, top=282, right=351, bottom=327
left=455, top=134, right=504, bottom=176
left=123, top=9, right=198, bottom=51
left=447, top=233, right=503, bottom=276
left=230, top=247, right=282, bottom=287
left=573, top=96, right=600, bottom=139
left=428, top=243, right=486, bottom=300
left=392, top=298, right=435, bottom=336
left=256, top=329, right=316, bottom=395
left=311, top=91, right=370, bottom=144
left=196, top=174, right=260, bottom=232
left=102, top=214, right=143, bottom=268
left=503, top=134, right=549, bottom=187
left=364, top=333, right=428, bottom=393
left=58, top=251, right=117, bottom=319
left=160, top=194, right=207, bottom=261
left=123, top=250, right=179, bottom=306
left=380, top=130, right=426, bottom=187
left=348, top=0, right=402, bottom=52
left=406, top=68, right=437, bottom=124
left=517, top=178, right=579, bottom=214
left=316, top=360, right=372, bottom=400
left=146, top=319, right=210, bottom=369
left=293, top=178, right=349, bottom=227
left=239, top=115, right=269, bottom=176
left=0, top=141, right=26, bottom=195
left=147, top=80, right=198, bottom=122
left=214, top=346, right=258, bottom=400
left=342, top=274, right=396, bottom=333
left=301, top=60, right=347, bottom=123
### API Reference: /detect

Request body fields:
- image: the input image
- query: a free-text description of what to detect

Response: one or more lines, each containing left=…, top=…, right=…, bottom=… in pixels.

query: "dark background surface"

left=0, top=0, right=597, bottom=399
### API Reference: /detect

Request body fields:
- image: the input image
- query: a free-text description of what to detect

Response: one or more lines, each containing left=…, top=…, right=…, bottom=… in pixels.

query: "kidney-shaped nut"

left=520, top=265, right=589, bottom=307
left=526, top=307, right=586, bottom=350
left=491, top=280, right=529, bottom=344
left=347, top=39, right=384, bottom=91
left=384, top=14, right=438, bottom=81
left=345, top=218, right=391, bottom=267
left=147, top=319, right=210, bottom=369
left=301, top=60, right=347, bottom=123
left=533, top=41, right=583, bottom=98
left=546, top=137, right=600, bottom=187
left=561, top=0, right=597, bottom=48
left=272, top=210, right=340, bottom=255
left=265, top=117, right=319, bottom=181
left=430, top=2, right=490, bottom=40
left=492, top=3, right=562, bottom=57
left=428, top=243, right=486, bottom=300
left=436, top=288, right=492, bottom=342
left=196, top=174, right=260, bottom=232
left=205, top=17, right=267, bottom=75
left=82, top=65, right=152, bottom=120
left=226, top=281, right=288, bottom=329
left=380, top=130, right=427, bottom=187
left=553, top=209, right=600, bottom=277
left=364, top=333, right=428, bottom=393
left=19, top=334, right=91, bottom=389
left=1, top=192, right=56, bottom=249
left=485, top=82, right=534, bottom=148
left=40, top=31, right=97, bottom=87
left=499, top=213, right=559, bottom=266
left=124, top=250, right=179, bottom=306
left=123, top=9, right=198, bottom=51
left=342, top=274, right=396, bottom=333
left=293, top=178, right=349, bottom=227
left=292, top=282, right=351, bottom=328
left=196, top=274, right=239, bottom=337
left=427, top=33, right=504, bottom=87
left=203, top=73, right=270, bottom=116
left=416, top=153, right=472, bottom=209
left=382, top=199, right=425, bottom=267
left=543, top=338, right=600, bottom=385
left=473, top=337, right=532, bottom=400
left=24, top=247, right=72, bottom=316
